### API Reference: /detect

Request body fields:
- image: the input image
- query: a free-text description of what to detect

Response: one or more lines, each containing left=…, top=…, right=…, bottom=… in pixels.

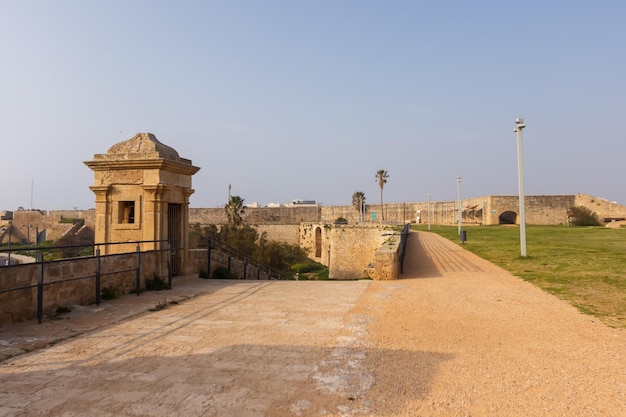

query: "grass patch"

left=290, top=261, right=329, bottom=280
left=412, top=224, right=626, bottom=328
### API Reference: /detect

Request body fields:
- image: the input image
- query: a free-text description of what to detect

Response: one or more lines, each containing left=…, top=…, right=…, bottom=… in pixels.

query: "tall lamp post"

left=427, top=192, right=431, bottom=231
left=457, top=176, right=462, bottom=235
left=514, top=118, right=527, bottom=257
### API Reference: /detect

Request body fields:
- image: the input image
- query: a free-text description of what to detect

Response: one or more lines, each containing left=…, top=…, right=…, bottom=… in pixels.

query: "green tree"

left=225, top=195, right=246, bottom=227
left=225, top=225, right=259, bottom=256
left=375, top=169, right=389, bottom=221
left=189, top=224, right=219, bottom=249
left=352, top=191, right=366, bottom=222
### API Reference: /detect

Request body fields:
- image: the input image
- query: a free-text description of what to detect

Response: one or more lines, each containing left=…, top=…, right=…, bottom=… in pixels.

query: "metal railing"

left=0, top=240, right=175, bottom=324
left=399, top=223, right=411, bottom=273
left=203, top=235, right=285, bottom=280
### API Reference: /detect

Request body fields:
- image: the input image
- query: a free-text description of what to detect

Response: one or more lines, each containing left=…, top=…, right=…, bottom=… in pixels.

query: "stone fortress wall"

left=188, top=193, right=626, bottom=232
left=3, top=193, right=624, bottom=248
left=3, top=193, right=625, bottom=323
left=298, top=223, right=391, bottom=279
left=0, top=209, right=96, bottom=245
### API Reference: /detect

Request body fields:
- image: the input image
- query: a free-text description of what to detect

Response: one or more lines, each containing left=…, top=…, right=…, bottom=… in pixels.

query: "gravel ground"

left=0, top=231, right=624, bottom=416
left=354, top=231, right=626, bottom=416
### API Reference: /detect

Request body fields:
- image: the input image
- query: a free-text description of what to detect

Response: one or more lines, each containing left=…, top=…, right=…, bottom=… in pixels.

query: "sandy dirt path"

left=354, top=231, right=625, bottom=416
left=1, top=231, right=624, bottom=416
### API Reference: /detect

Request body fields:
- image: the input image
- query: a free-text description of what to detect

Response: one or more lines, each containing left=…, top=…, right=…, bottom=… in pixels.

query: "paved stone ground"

left=1, top=231, right=625, bottom=416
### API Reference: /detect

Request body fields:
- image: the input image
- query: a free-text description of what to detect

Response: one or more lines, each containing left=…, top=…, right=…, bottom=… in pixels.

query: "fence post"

left=136, top=245, right=141, bottom=296
left=167, top=241, right=172, bottom=289
left=243, top=258, right=248, bottom=280
left=37, top=253, right=43, bottom=324
left=95, top=248, right=101, bottom=306
left=228, top=254, right=231, bottom=272
left=207, top=238, right=212, bottom=278
left=257, top=265, right=260, bottom=280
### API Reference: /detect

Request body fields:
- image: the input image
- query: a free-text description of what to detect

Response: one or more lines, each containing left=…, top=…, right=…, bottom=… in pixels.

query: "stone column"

left=89, top=185, right=111, bottom=254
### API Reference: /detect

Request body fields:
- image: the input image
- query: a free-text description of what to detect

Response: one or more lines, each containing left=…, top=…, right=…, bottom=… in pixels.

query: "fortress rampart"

left=3, top=194, right=624, bottom=249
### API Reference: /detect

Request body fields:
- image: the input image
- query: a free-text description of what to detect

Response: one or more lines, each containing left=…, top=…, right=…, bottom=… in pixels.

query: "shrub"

left=101, top=287, right=117, bottom=300
left=567, top=206, right=601, bottom=226
left=212, top=267, right=238, bottom=279
left=145, top=274, right=169, bottom=291
left=56, top=306, right=72, bottom=314
left=290, top=261, right=325, bottom=273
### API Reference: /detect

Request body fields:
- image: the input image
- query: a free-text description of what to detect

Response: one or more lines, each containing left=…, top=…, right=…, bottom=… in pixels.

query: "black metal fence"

left=399, top=223, right=411, bottom=273
left=204, top=236, right=285, bottom=280
left=0, top=240, right=174, bottom=324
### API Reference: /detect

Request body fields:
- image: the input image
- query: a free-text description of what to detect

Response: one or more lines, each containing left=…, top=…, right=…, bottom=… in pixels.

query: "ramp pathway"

left=1, top=231, right=624, bottom=416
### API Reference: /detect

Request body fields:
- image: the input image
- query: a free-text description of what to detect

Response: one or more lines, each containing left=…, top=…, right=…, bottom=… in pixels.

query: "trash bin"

left=460, top=230, right=467, bottom=243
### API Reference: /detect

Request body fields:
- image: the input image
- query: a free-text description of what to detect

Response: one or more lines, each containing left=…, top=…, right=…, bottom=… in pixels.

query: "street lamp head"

left=515, top=118, right=524, bottom=124
left=514, top=117, right=526, bottom=132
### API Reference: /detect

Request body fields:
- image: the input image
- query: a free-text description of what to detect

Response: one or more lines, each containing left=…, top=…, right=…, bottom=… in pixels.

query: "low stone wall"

left=188, top=249, right=278, bottom=280
left=364, top=234, right=402, bottom=280
left=0, top=251, right=165, bottom=325
left=299, top=223, right=393, bottom=279
left=0, top=245, right=285, bottom=325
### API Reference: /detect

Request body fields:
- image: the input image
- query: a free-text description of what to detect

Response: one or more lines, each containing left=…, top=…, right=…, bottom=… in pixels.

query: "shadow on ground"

left=1, top=343, right=453, bottom=416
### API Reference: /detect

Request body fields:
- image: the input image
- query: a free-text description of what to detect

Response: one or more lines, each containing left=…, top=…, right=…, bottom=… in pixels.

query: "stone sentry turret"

left=84, top=133, right=200, bottom=275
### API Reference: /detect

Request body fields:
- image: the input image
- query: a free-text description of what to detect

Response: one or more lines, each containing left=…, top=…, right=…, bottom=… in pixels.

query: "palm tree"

left=225, top=195, right=246, bottom=227
left=352, top=191, right=366, bottom=222
left=375, top=169, right=389, bottom=221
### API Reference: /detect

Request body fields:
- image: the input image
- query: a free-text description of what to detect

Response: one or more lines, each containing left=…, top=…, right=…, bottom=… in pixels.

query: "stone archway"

left=499, top=211, right=518, bottom=224
left=315, top=227, right=322, bottom=258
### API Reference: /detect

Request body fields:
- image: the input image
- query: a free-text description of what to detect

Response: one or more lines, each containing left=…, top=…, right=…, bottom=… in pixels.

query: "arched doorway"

left=499, top=211, right=518, bottom=224
left=315, top=227, right=322, bottom=258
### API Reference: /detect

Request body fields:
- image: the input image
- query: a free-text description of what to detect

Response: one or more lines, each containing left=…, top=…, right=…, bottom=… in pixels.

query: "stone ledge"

left=365, top=237, right=401, bottom=281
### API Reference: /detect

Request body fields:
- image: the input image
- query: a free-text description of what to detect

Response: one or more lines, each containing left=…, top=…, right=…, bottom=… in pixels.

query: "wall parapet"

left=0, top=250, right=167, bottom=325
left=364, top=231, right=403, bottom=280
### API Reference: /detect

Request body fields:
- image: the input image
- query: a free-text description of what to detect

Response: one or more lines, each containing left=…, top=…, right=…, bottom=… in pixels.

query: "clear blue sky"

left=1, top=1, right=625, bottom=210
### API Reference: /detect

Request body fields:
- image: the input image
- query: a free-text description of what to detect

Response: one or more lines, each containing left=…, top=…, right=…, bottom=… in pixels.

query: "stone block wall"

left=190, top=206, right=321, bottom=225
left=300, top=223, right=392, bottom=279
left=329, top=225, right=390, bottom=279
left=254, top=225, right=300, bottom=245
left=321, top=204, right=418, bottom=224
left=574, top=194, right=626, bottom=221
left=0, top=251, right=167, bottom=325
left=188, top=249, right=277, bottom=280
left=1, top=210, right=96, bottom=244
left=365, top=239, right=401, bottom=281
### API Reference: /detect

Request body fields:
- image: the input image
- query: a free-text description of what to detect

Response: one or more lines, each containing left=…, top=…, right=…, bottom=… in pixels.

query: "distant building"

left=285, top=199, right=318, bottom=207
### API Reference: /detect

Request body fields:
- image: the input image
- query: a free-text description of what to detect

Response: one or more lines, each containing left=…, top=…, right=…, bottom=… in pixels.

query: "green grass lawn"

left=411, top=224, right=626, bottom=328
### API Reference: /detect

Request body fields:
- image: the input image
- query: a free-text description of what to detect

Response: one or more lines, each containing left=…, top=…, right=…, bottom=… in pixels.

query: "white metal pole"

left=428, top=193, right=430, bottom=230
left=457, top=176, right=462, bottom=235
left=514, top=118, right=527, bottom=257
